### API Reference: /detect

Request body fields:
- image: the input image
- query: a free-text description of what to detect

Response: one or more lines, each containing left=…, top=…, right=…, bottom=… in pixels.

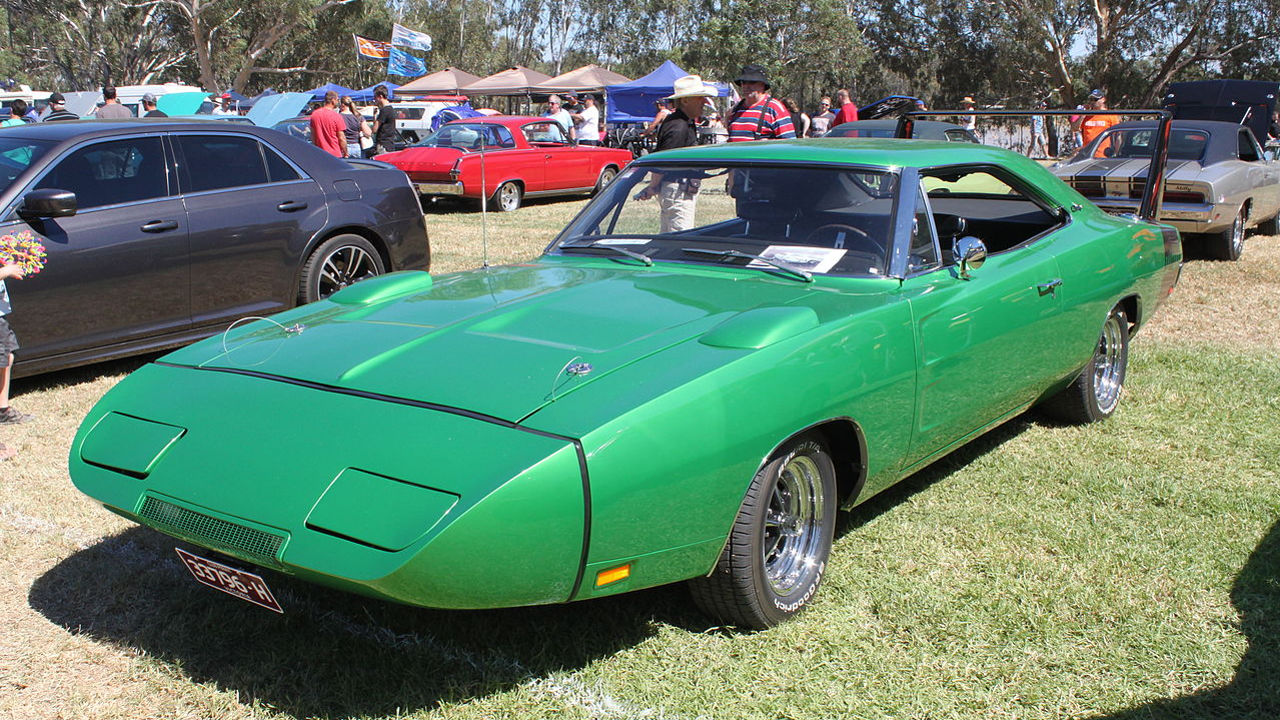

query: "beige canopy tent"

left=531, top=64, right=632, bottom=93
left=397, top=67, right=483, bottom=95
left=459, top=66, right=554, bottom=96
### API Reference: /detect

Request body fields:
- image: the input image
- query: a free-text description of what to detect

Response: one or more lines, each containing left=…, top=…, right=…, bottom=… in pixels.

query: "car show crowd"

left=2, top=58, right=1279, bottom=465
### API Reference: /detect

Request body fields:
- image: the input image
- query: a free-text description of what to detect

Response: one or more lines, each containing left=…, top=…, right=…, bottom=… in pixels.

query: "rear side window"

left=177, top=135, right=272, bottom=192
left=35, top=137, right=171, bottom=210
left=263, top=145, right=301, bottom=182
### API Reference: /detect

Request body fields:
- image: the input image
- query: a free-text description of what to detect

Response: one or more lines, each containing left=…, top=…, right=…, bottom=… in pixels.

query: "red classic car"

left=375, top=116, right=633, bottom=211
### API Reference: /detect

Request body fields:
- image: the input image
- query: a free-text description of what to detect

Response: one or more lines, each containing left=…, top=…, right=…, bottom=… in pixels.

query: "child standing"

left=1, top=259, right=32, bottom=457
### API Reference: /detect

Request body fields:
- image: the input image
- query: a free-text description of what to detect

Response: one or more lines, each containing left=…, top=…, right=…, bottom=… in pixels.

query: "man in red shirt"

left=727, top=64, right=795, bottom=142
left=833, top=88, right=858, bottom=125
left=309, top=91, right=346, bottom=158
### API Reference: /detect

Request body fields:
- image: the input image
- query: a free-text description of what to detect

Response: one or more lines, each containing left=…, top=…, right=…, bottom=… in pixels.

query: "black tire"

left=491, top=181, right=523, bottom=212
left=689, top=435, right=837, bottom=629
left=1208, top=208, right=1246, bottom=261
left=298, top=234, right=386, bottom=304
left=1256, top=212, right=1279, bottom=236
left=1039, top=306, right=1129, bottom=424
left=593, top=166, right=618, bottom=196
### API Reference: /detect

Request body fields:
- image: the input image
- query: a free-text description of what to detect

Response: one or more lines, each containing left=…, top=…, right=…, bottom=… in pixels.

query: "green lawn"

left=1, top=200, right=1277, bottom=720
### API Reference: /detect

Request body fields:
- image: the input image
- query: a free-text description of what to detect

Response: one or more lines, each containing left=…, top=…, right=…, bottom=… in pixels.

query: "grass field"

left=1, top=198, right=1278, bottom=720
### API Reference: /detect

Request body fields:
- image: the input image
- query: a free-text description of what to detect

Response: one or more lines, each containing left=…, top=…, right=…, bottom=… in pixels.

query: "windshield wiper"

left=681, top=247, right=813, bottom=282
left=560, top=240, right=654, bottom=266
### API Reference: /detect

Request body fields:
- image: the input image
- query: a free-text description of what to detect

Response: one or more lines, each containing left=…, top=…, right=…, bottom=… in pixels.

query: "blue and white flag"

left=387, top=46, right=427, bottom=77
left=391, top=23, right=432, bottom=52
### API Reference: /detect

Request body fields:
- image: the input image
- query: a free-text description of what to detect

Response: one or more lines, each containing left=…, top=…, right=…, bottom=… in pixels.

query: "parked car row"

left=69, top=131, right=1183, bottom=629
left=0, top=120, right=429, bottom=378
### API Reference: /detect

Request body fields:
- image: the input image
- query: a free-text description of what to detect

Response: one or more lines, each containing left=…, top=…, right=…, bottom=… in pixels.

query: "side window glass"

left=177, top=135, right=269, bottom=192
left=908, top=183, right=940, bottom=273
left=922, top=166, right=1062, bottom=254
left=35, top=137, right=170, bottom=210
left=1239, top=131, right=1262, bottom=162
left=524, top=122, right=567, bottom=144
left=263, top=144, right=301, bottom=182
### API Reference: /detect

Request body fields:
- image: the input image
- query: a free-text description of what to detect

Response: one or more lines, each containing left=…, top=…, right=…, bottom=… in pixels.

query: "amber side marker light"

left=596, top=564, right=631, bottom=587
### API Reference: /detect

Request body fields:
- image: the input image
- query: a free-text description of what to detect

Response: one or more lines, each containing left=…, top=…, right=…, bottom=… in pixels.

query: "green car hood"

left=161, top=261, right=878, bottom=423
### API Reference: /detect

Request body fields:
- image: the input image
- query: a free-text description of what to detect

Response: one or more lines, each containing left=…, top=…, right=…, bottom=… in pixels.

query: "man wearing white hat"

left=633, top=74, right=717, bottom=232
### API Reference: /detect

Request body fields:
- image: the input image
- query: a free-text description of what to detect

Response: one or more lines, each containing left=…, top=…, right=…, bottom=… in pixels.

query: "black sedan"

left=825, top=119, right=979, bottom=142
left=0, top=119, right=429, bottom=378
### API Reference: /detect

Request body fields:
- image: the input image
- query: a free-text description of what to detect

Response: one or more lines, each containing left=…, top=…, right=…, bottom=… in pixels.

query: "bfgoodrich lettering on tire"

left=689, top=434, right=837, bottom=629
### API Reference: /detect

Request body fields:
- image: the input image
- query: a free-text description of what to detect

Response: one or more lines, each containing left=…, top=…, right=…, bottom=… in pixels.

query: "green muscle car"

left=69, top=138, right=1182, bottom=629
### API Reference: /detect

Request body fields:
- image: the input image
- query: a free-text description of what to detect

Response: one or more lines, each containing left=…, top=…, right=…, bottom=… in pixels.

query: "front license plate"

left=175, top=547, right=283, bottom=613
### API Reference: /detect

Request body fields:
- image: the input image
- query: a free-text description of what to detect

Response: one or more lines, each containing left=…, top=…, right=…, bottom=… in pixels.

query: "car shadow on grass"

left=12, top=352, right=161, bottom=394
left=1086, top=518, right=1280, bottom=719
left=28, top=525, right=697, bottom=718
left=838, top=414, right=1038, bottom=539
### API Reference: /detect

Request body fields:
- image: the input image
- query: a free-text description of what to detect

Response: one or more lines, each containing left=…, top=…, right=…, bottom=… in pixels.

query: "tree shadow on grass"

left=29, top=525, right=695, bottom=718
left=1086, top=519, right=1280, bottom=719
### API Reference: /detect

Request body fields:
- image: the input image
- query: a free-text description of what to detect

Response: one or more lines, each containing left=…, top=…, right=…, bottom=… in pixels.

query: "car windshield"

left=1080, top=127, right=1208, bottom=162
left=551, top=163, right=901, bottom=278
left=414, top=123, right=515, bottom=150
left=0, top=137, right=54, bottom=195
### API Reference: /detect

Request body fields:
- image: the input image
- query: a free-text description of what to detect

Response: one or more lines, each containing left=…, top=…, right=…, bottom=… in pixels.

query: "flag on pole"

left=387, top=47, right=427, bottom=77
left=354, top=35, right=391, bottom=59
left=391, top=23, right=432, bottom=52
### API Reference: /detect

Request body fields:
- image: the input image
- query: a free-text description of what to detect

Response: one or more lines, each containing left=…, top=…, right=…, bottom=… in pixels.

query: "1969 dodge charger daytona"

left=70, top=138, right=1182, bottom=629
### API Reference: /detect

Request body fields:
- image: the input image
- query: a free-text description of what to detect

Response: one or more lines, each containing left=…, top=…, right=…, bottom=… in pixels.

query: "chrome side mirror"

left=954, top=236, right=987, bottom=278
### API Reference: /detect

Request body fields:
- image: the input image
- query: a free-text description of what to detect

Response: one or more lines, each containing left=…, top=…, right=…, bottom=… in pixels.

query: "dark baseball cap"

left=48, top=91, right=65, bottom=104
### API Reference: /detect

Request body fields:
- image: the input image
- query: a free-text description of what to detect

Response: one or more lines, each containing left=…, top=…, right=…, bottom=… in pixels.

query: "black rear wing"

left=896, top=109, right=1174, bottom=223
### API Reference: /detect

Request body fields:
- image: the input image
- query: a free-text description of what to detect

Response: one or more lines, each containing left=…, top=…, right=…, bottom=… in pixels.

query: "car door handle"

left=1037, top=278, right=1063, bottom=296
left=140, top=220, right=179, bottom=233
left=277, top=201, right=308, bottom=212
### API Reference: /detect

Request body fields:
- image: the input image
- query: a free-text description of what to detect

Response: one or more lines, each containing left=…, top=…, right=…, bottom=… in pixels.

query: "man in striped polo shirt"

left=727, top=64, right=795, bottom=142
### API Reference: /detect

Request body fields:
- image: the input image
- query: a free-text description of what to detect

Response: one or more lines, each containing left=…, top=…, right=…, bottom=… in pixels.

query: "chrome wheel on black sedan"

left=299, top=234, right=387, bottom=303
left=690, top=435, right=837, bottom=629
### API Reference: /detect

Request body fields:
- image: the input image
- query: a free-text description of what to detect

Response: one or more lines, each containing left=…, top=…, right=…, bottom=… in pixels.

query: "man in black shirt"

left=41, top=92, right=78, bottom=122
left=633, top=75, right=716, bottom=232
left=141, top=93, right=167, bottom=117
left=371, top=85, right=398, bottom=153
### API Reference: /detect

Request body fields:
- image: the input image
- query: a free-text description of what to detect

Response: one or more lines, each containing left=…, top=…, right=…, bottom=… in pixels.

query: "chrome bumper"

left=415, top=181, right=464, bottom=196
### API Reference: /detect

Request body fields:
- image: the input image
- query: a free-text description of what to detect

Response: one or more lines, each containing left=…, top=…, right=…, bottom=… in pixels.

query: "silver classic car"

left=1053, top=120, right=1280, bottom=260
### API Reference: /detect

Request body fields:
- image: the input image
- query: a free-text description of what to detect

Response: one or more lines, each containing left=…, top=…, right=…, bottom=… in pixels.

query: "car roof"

left=443, top=115, right=553, bottom=129
left=635, top=137, right=1037, bottom=169
left=0, top=117, right=279, bottom=142
left=1094, top=119, right=1255, bottom=161
left=829, top=119, right=967, bottom=132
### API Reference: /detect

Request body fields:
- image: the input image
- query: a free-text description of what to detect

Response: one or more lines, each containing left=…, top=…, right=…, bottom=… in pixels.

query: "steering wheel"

left=805, top=223, right=884, bottom=256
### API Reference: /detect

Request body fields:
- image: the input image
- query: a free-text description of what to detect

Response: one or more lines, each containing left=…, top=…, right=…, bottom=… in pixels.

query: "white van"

left=0, top=85, right=51, bottom=119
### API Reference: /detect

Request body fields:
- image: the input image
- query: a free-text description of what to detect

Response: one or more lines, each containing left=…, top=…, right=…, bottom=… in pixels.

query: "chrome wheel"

left=318, top=245, right=378, bottom=298
left=689, top=435, right=837, bottom=629
left=1092, top=312, right=1126, bottom=415
left=594, top=167, right=617, bottom=195
left=763, top=454, right=827, bottom=597
left=495, top=181, right=522, bottom=212
left=299, top=234, right=386, bottom=304
left=1230, top=210, right=1245, bottom=257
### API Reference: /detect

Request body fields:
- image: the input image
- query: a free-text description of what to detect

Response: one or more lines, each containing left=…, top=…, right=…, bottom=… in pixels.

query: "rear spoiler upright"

left=895, top=109, right=1174, bottom=223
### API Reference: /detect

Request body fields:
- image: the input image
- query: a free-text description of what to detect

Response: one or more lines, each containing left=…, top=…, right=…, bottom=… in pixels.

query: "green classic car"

left=69, top=138, right=1182, bottom=629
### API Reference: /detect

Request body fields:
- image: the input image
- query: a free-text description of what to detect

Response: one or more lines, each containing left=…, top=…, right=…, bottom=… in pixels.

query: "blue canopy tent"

left=306, top=82, right=359, bottom=102
left=605, top=60, right=731, bottom=123
left=351, top=82, right=400, bottom=103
